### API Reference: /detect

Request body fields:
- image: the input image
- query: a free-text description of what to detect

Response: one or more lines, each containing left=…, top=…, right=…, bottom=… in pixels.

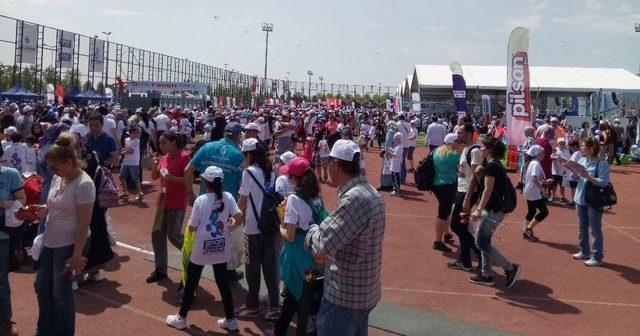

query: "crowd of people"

left=0, top=98, right=634, bottom=335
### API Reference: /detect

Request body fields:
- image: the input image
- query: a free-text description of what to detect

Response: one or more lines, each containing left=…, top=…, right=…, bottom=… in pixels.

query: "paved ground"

left=9, top=145, right=640, bottom=335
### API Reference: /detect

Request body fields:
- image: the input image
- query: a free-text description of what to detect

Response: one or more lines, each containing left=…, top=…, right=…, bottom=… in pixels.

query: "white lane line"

left=382, top=286, right=640, bottom=308
left=604, top=221, right=640, bottom=245
left=116, top=241, right=155, bottom=256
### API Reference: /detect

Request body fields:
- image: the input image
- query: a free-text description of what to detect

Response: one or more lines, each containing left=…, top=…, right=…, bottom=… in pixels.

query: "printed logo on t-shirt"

left=203, top=207, right=225, bottom=255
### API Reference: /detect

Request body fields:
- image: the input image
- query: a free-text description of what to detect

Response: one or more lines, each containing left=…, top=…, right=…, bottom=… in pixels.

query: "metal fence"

left=0, top=14, right=395, bottom=99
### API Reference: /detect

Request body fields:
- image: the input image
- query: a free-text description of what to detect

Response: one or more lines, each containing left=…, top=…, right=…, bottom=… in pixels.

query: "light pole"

left=262, top=23, right=274, bottom=96
left=307, top=70, right=313, bottom=101
left=319, top=76, right=324, bottom=95
left=101, top=31, right=111, bottom=85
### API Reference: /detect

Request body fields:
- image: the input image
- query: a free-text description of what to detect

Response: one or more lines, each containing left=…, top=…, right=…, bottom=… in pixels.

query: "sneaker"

left=390, top=191, right=399, bottom=196
left=264, top=307, right=281, bottom=321
left=505, top=264, right=521, bottom=288
left=433, top=241, right=452, bottom=253
left=72, top=281, right=79, bottom=291
left=548, top=196, right=555, bottom=203
left=447, top=261, right=472, bottom=271
left=572, top=252, right=590, bottom=260
left=444, top=233, right=455, bottom=244
left=119, top=192, right=129, bottom=199
left=135, top=192, right=144, bottom=201
left=90, top=271, right=104, bottom=282
left=146, top=270, right=168, bottom=283
left=468, top=274, right=495, bottom=286
left=166, top=314, right=187, bottom=330
left=235, top=304, right=261, bottom=318
left=217, top=318, right=239, bottom=331
left=584, top=259, right=603, bottom=267
left=522, top=228, right=539, bottom=242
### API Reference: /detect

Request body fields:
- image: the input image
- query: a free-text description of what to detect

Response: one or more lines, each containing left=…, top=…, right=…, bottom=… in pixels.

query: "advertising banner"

left=411, top=92, right=421, bottom=113
left=90, top=38, right=105, bottom=72
left=251, top=77, right=257, bottom=92
left=127, top=81, right=207, bottom=95
left=20, top=22, right=38, bottom=64
left=481, top=95, right=492, bottom=116
left=449, top=62, right=467, bottom=118
left=506, top=27, right=532, bottom=146
left=58, top=30, right=75, bottom=69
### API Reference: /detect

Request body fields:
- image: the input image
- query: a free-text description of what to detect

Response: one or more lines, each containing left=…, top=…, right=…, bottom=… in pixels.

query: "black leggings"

left=179, top=261, right=234, bottom=320
left=273, top=288, right=310, bottom=336
left=526, top=199, right=549, bottom=222
left=432, top=184, right=456, bottom=220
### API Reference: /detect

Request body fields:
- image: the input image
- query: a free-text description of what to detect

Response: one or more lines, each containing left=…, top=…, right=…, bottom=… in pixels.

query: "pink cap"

left=281, top=157, right=310, bottom=177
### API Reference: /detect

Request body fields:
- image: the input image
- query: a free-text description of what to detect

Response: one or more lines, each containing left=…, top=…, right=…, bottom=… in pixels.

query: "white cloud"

left=501, top=15, right=542, bottom=32
left=525, top=0, right=548, bottom=11
left=424, top=26, right=446, bottom=32
left=102, top=8, right=143, bottom=18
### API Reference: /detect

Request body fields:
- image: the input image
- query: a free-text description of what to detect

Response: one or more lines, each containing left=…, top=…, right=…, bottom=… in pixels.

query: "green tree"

left=96, top=82, right=105, bottom=95
left=82, top=79, right=92, bottom=91
left=19, top=66, right=35, bottom=91
left=0, top=63, right=12, bottom=91
left=60, top=70, right=80, bottom=92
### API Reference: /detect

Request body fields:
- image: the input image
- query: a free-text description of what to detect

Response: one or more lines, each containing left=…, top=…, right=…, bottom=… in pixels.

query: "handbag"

left=584, top=159, right=617, bottom=208
left=298, top=275, right=324, bottom=336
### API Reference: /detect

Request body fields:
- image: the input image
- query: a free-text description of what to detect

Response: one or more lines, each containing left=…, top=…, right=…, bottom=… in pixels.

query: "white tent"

left=411, top=65, right=640, bottom=93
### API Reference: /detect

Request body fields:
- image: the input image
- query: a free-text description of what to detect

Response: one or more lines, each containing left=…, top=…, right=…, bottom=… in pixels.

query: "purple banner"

left=452, top=74, right=467, bottom=117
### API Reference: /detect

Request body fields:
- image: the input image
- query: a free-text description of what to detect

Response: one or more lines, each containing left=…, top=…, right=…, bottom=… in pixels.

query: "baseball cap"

left=245, top=122, right=260, bottom=131
left=200, top=166, right=224, bottom=182
left=444, top=133, right=459, bottom=144
left=330, top=139, right=360, bottom=161
left=70, top=124, right=89, bottom=137
left=280, top=151, right=296, bottom=165
left=4, top=126, right=17, bottom=136
left=225, top=122, right=244, bottom=136
left=281, top=157, right=310, bottom=177
left=550, top=117, right=559, bottom=122
left=23, top=106, right=33, bottom=113
left=614, top=118, right=620, bottom=124
left=527, top=144, right=545, bottom=157
left=557, top=137, right=566, bottom=143
left=242, top=138, right=259, bottom=152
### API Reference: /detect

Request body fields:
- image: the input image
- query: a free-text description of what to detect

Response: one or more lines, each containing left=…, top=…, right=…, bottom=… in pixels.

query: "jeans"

left=317, top=297, right=371, bottom=336
left=391, top=172, right=401, bottom=194
left=576, top=204, right=604, bottom=261
left=474, top=210, right=513, bottom=277
left=0, top=231, right=11, bottom=323
left=450, top=192, right=481, bottom=265
left=151, top=209, right=185, bottom=274
left=244, top=234, right=280, bottom=309
left=34, top=244, right=75, bottom=336
left=179, top=262, right=234, bottom=319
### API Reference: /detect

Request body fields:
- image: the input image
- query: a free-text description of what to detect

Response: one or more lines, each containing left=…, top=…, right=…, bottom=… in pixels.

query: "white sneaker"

left=572, top=252, right=590, bottom=260
left=90, top=271, right=104, bottom=282
left=217, top=318, right=238, bottom=331
left=71, top=281, right=79, bottom=291
left=584, top=259, right=602, bottom=267
left=166, top=314, right=187, bottom=330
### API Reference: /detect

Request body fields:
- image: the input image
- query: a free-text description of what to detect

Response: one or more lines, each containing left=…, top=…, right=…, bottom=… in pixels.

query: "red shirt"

left=325, top=121, right=338, bottom=133
left=160, top=150, right=191, bottom=210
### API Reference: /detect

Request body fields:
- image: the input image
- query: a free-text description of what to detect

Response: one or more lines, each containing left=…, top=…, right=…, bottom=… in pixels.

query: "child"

left=119, top=126, right=143, bottom=201
left=550, top=137, right=571, bottom=204
left=1, top=130, right=28, bottom=173
left=303, top=136, right=315, bottom=162
left=24, top=136, right=38, bottom=174
left=166, top=166, right=242, bottom=331
left=523, top=145, right=552, bottom=242
left=385, top=132, right=404, bottom=196
left=317, top=137, right=330, bottom=182
left=566, top=140, right=583, bottom=204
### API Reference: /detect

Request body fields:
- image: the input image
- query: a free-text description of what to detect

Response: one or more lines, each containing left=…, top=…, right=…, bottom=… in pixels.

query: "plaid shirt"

left=306, top=176, right=385, bottom=310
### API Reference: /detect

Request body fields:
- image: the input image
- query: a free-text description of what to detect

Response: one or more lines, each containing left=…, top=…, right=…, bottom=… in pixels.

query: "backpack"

left=94, top=165, right=119, bottom=208
left=295, top=192, right=329, bottom=225
left=414, top=150, right=436, bottom=191
left=499, top=163, right=518, bottom=214
left=247, top=169, right=284, bottom=236
left=465, top=145, right=487, bottom=166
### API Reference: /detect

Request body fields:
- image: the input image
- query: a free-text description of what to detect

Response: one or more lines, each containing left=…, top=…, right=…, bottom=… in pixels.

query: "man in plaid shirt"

left=306, top=139, right=386, bottom=336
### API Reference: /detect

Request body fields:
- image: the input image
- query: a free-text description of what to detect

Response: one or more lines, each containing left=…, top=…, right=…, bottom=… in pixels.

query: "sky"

left=1, top=0, right=639, bottom=87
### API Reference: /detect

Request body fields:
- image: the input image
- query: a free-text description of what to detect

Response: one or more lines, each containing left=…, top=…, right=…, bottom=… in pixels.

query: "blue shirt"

left=190, top=138, right=243, bottom=199
left=574, top=157, right=610, bottom=206
left=0, top=166, right=24, bottom=201
left=86, top=132, right=116, bottom=165
left=433, top=147, right=461, bottom=185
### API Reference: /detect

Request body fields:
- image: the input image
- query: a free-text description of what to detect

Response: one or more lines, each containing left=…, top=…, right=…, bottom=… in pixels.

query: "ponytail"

left=205, top=177, right=225, bottom=212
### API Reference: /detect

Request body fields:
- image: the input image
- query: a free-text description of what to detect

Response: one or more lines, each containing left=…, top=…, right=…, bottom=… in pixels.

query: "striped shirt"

left=306, top=176, right=385, bottom=310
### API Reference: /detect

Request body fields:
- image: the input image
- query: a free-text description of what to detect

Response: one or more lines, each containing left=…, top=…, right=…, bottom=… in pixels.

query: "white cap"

left=527, top=144, right=545, bottom=157
left=550, top=117, right=559, bottom=122
left=557, top=137, right=566, bottom=143
left=614, top=118, right=620, bottom=124
left=70, top=124, right=89, bottom=137
left=444, top=133, right=459, bottom=144
left=170, top=126, right=178, bottom=132
left=257, top=117, right=265, bottom=124
left=23, top=106, right=33, bottom=112
left=329, top=139, right=360, bottom=161
left=397, top=111, right=405, bottom=117
left=393, top=132, right=402, bottom=141
left=242, top=138, right=259, bottom=152
left=4, top=126, right=17, bottom=136
left=280, top=151, right=296, bottom=165
left=200, top=166, right=224, bottom=182
left=245, top=122, right=260, bottom=131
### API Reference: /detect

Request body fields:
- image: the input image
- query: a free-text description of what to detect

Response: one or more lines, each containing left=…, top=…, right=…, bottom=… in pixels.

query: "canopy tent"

left=410, top=65, right=640, bottom=93
left=64, top=86, right=82, bottom=99
left=0, top=84, right=43, bottom=100
left=73, top=88, right=109, bottom=101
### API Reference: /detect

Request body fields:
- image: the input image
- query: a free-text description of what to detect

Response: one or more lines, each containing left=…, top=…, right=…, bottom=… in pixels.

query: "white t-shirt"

left=179, top=118, right=191, bottom=135
left=116, top=120, right=125, bottom=142
left=396, top=121, right=411, bottom=148
left=122, top=137, right=140, bottom=166
left=275, top=174, right=293, bottom=197
left=154, top=114, right=170, bottom=132
left=1, top=140, right=11, bottom=151
left=24, top=146, right=37, bottom=173
left=426, top=123, right=446, bottom=147
left=457, top=146, right=483, bottom=193
left=304, top=116, right=317, bottom=135
left=318, top=140, right=330, bottom=158
left=284, top=194, right=321, bottom=231
left=2, top=142, right=29, bottom=173
left=44, top=173, right=96, bottom=248
left=408, top=127, right=418, bottom=147
left=524, top=160, right=545, bottom=201
left=188, top=192, right=241, bottom=266
left=568, top=151, right=584, bottom=181
left=239, top=165, right=275, bottom=235
left=360, top=124, right=372, bottom=138
left=102, top=117, right=117, bottom=137
left=552, top=148, right=570, bottom=176
left=390, top=145, right=403, bottom=173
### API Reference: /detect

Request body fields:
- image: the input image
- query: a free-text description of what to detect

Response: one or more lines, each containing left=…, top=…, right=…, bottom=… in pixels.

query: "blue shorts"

left=119, top=165, right=139, bottom=182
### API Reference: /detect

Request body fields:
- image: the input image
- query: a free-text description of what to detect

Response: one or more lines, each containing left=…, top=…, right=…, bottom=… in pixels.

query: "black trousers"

left=179, top=261, right=234, bottom=320
left=449, top=192, right=481, bottom=265
left=526, top=199, right=549, bottom=222
left=273, top=288, right=310, bottom=336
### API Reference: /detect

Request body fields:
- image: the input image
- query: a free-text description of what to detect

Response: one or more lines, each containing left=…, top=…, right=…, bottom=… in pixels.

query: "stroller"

left=12, top=173, right=43, bottom=267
